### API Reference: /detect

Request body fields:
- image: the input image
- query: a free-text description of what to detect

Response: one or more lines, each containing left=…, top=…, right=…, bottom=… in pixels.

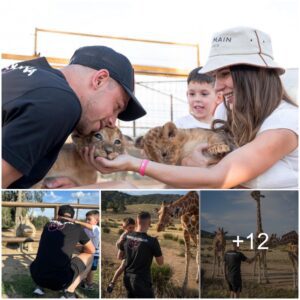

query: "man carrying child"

left=108, top=212, right=164, bottom=298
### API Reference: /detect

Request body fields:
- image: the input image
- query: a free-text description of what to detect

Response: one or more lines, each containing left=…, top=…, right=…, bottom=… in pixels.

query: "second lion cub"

left=135, top=122, right=235, bottom=166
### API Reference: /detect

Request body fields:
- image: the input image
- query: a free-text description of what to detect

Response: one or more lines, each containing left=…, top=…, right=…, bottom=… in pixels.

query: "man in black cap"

left=30, top=205, right=95, bottom=298
left=2, top=46, right=146, bottom=188
left=119, top=211, right=164, bottom=298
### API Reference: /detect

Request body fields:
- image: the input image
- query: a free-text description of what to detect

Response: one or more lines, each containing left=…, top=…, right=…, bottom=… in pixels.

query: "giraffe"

left=251, top=190, right=270, bottom=284
left=212, top=227, right=227, bottom=278
left=280, top=231, right=298, bottom=289
left=155, top=191, right=199, bottom=295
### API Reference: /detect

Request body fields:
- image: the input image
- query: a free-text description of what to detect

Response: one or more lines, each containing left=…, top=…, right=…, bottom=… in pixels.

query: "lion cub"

left=34, top=127, right=125, bottom=188
left=135, top=122, right=235, bottom=166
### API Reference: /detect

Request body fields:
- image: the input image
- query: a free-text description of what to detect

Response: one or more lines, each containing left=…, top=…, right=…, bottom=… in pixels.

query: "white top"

left=242, top=101, right=298, bottom=189
left=174, top=114, right=211, bottom=129
left=84, top=225, right=100, bottom=256
left=214, top=102, right=227, bottom=121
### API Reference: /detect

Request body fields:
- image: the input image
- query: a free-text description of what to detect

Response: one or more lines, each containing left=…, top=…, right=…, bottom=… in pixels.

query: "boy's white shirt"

left=174, top=114, right=211, bottom=129
left=84, top=225, right=100, bottom=256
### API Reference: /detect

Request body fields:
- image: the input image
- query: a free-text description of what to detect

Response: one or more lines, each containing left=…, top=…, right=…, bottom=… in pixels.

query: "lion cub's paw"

left=207, top=144, right=230, bottom=155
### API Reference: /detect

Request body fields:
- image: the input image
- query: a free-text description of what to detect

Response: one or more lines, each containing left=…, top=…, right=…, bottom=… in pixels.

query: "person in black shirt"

left=224, top=242, right=258, bottom=298
left=119, top=211, right=164, bottom=298
left=2, top=45, right=146, bottom=189
left=30, top=205, right=95, bottom=298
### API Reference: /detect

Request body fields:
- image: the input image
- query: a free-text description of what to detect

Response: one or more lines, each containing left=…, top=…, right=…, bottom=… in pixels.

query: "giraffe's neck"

left=256, top=199, right=263, bottom=234
left=169, top=192, right=198, bottom=218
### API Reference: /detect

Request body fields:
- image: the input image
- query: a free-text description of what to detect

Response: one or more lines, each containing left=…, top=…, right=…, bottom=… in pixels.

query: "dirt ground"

left=2, top=229, right=40, bottom=281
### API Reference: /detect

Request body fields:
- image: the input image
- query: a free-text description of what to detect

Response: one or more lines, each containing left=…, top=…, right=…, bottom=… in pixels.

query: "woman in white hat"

left=83, top=27, right=298, bottom=189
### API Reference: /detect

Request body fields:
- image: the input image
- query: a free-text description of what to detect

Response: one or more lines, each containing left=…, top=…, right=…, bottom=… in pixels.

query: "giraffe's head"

left=155, top=201, right=179, bottom=232
left=267, top=233, right=280, bottom=248
left=214, top=227, right=228, bottom=239
left=251, top=191, right=265, bottom=201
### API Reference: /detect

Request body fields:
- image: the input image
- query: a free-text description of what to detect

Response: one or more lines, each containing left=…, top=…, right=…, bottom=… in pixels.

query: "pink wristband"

left=139, top=159, right=149, bottom=176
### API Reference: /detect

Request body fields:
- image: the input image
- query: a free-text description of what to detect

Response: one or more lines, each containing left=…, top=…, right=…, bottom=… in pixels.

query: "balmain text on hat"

left=199, top=27, right=285, bottom=75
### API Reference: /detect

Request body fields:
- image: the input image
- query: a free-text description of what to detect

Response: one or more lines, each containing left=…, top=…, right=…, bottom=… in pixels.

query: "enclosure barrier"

left=2, top=237, right=40, bottom=243
left=2, top=27, right=199, bottom=77
left=2, top=201, right=98, bottom=220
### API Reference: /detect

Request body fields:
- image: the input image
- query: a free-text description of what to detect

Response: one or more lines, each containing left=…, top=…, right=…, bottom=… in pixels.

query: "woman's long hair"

left=213, top=65, right=296, bottom=147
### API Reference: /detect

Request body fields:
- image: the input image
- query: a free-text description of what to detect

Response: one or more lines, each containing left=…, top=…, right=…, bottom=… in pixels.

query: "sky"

left=31, top=190, right=100, bottom=219
left=1, top=0, right=299, bottom=68
left=201, top=190, right=298, bottom=237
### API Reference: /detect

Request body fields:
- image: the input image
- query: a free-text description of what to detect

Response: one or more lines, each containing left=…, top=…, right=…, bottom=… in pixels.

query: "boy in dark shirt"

left=224, top=242, right=258, bottom=298
left=119, top=211, right=164, bottom=298
left=30, top=205, right=95, bottom=298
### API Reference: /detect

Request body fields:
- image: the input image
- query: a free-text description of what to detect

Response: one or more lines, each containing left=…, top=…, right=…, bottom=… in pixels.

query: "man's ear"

left=92, top=69, right=110, bottom=89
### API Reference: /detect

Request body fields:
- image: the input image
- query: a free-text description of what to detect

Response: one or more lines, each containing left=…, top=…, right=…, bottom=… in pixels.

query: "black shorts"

left=124, top=273, right=154, bottom=298
left=30, top=256, right=86, bottom=291
left=70, top=256, right=87, bottom=283
left=226, top=277, right=242, bottom=292
left=91, top=255, right=99, bottom=271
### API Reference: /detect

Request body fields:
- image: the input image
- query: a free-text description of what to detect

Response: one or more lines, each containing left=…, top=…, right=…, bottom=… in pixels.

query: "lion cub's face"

left=72, top=127, right=125, bottom=160
left=135, top=122, right=182, bottom=165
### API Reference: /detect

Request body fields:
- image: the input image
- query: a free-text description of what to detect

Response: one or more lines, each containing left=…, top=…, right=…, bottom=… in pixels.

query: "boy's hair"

left=137, top=211, right=151, bottom=220
left=86, top=210, right=99, bottom=218
left=187, top=67, right=215, bottom=85
left=86, top=210, right=99, bottom=223
left=58, top=205, right=75, bottom=218
left=123, top=217, right=135, bottom=227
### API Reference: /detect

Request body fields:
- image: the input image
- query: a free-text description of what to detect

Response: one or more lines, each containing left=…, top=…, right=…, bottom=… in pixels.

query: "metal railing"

left=2, top=201, right=98, bottom=219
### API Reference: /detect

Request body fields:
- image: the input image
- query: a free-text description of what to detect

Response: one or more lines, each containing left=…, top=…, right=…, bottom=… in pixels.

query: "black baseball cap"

left=69, top=45, right=146, bottom=121
left=58, top=205, right=75, bottom=218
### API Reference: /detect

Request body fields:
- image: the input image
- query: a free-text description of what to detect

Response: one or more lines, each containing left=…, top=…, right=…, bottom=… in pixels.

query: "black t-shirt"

left=30, top=219, right=90, bottom=289
left=2, top=58, right=81, bottom=188
left=224, top=250, right=247, bottom=279
left=120, top=232, right=162, bottom=281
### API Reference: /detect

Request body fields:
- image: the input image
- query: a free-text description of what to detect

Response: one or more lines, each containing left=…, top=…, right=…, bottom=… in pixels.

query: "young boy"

left=62, top=210, right=100, bottom=290
left=106, top=217, right=136, bottom=293
left=174, top=66, right=222, bottom=129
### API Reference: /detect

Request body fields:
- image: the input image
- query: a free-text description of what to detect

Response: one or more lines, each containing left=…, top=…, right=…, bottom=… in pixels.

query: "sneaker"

left=60, top=291, right=76, bottom=298
left=106, top=282, right=115, bottom=293
left=33, top=286, right=45, bottom=295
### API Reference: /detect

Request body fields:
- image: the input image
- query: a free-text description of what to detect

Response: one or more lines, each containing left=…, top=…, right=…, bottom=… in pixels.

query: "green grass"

left=2, top=272, right=99, bottom=298
left=201, top=277, right=298, bottom=298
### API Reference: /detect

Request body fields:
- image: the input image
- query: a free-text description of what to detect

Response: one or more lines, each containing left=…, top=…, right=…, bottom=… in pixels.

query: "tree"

left=2, top=191, right=45, bottom=228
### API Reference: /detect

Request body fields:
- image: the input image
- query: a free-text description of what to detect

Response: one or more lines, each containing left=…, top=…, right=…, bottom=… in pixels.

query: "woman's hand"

left=181, top=143, right=211, bottom=167
left=81, top=146, right=140, bottom=174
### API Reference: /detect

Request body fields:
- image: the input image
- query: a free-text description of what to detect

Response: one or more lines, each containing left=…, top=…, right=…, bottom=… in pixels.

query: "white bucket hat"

left=199, top=27, right=285, bottom=75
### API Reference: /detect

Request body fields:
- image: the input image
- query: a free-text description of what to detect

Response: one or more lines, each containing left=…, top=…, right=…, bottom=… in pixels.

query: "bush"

left=163, top=233, right=175, bottom=240
left=151, top=263, right=173, bottom=298
left=32, top=216, right=50, bottom=230
left=178, top=238, right=185, bottom=245
left=102, top=227, right=110, bottom=234
left=168, top=226, right=177, bottom=230
left=118, top=228, right=124, bottom=235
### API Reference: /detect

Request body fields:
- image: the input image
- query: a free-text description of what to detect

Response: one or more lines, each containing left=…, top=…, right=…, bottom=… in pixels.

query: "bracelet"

left=139, top=159, right=149, bottom=176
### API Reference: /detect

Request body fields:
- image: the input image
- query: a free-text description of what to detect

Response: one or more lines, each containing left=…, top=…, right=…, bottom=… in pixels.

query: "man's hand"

left=42, top=176, right=79, bottom=189
left=181, top=143, right=211, bottom=167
